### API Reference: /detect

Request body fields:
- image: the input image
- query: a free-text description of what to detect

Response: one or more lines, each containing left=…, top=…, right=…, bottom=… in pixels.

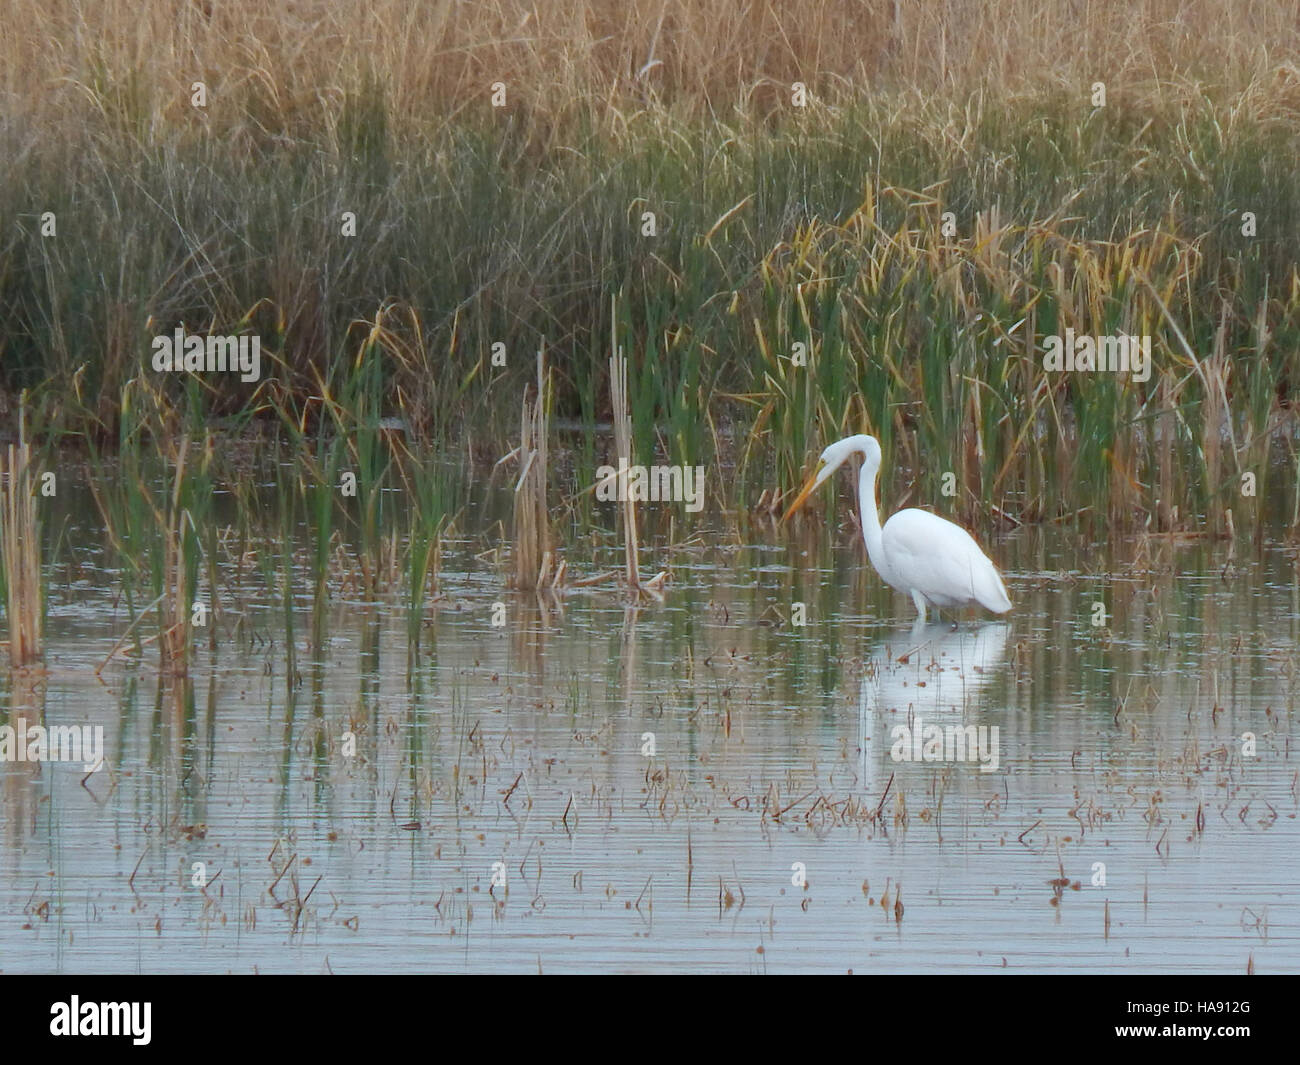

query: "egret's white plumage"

left=783, top=434, right=1012, bottom=621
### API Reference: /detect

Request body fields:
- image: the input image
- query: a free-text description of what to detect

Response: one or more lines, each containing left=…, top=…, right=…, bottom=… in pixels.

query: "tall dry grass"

left=5, top=0, right=1297, bottom=138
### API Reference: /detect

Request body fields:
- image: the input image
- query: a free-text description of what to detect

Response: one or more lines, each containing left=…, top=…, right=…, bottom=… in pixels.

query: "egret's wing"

left=881, top=509, right=1011, bottom=612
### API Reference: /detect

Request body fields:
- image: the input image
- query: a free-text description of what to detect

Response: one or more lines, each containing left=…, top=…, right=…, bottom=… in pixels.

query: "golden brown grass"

left=5, top=0, right=1297, bottom=143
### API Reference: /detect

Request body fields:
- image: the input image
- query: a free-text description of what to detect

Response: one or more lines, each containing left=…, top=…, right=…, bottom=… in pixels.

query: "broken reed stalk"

left=0, top=408, right=42, bottom=667
left=513, top=349, right=556, bottom=590
left=610, top=347, right=641, bottom=592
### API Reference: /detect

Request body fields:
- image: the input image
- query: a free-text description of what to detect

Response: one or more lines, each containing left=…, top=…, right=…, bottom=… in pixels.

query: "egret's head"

left=782, top=434, right=881, bottom=522
left=824, top=434, right=880, bottom=474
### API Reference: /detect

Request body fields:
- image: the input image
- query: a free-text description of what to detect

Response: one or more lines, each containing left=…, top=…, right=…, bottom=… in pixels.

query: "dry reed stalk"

left=512, top=349, right=555, bottom=590
left=161, top=435, right=191, bottom=675
left=0, top=409, right=42, bottom=668
left=609, top=347, right=641, bottom=592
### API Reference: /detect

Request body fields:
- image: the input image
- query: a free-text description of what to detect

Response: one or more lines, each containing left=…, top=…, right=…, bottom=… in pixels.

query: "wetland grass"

left=72, top=326, right=466, bottom=690
left=84, top=379, right=214, bottom=676
left=404, top=458, right=449, bottom=667
left=4, top=1, right=1300, bottom=542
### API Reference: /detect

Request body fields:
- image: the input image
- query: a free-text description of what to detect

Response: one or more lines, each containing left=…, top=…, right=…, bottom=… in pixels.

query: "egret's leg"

left=910, top=589, right=928, bottom=621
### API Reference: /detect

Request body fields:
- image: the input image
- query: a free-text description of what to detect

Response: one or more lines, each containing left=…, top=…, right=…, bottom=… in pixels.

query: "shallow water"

left=1, top=493, right=1297, bottom=973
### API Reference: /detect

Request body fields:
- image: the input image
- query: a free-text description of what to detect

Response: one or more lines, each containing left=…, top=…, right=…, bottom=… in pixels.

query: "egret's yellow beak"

left=781, top=462, right=825, bottom=523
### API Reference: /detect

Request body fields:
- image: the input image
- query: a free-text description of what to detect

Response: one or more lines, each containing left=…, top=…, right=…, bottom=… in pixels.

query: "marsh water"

left=2, top=472, right=1297, bottom=974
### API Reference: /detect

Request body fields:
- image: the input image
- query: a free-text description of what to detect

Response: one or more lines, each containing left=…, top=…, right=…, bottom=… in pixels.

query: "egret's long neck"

left=857, top=457, right=893, bottom=585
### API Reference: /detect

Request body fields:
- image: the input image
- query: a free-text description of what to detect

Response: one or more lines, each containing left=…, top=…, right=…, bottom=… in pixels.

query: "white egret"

left=783, top=434, right=1012, bottom=621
